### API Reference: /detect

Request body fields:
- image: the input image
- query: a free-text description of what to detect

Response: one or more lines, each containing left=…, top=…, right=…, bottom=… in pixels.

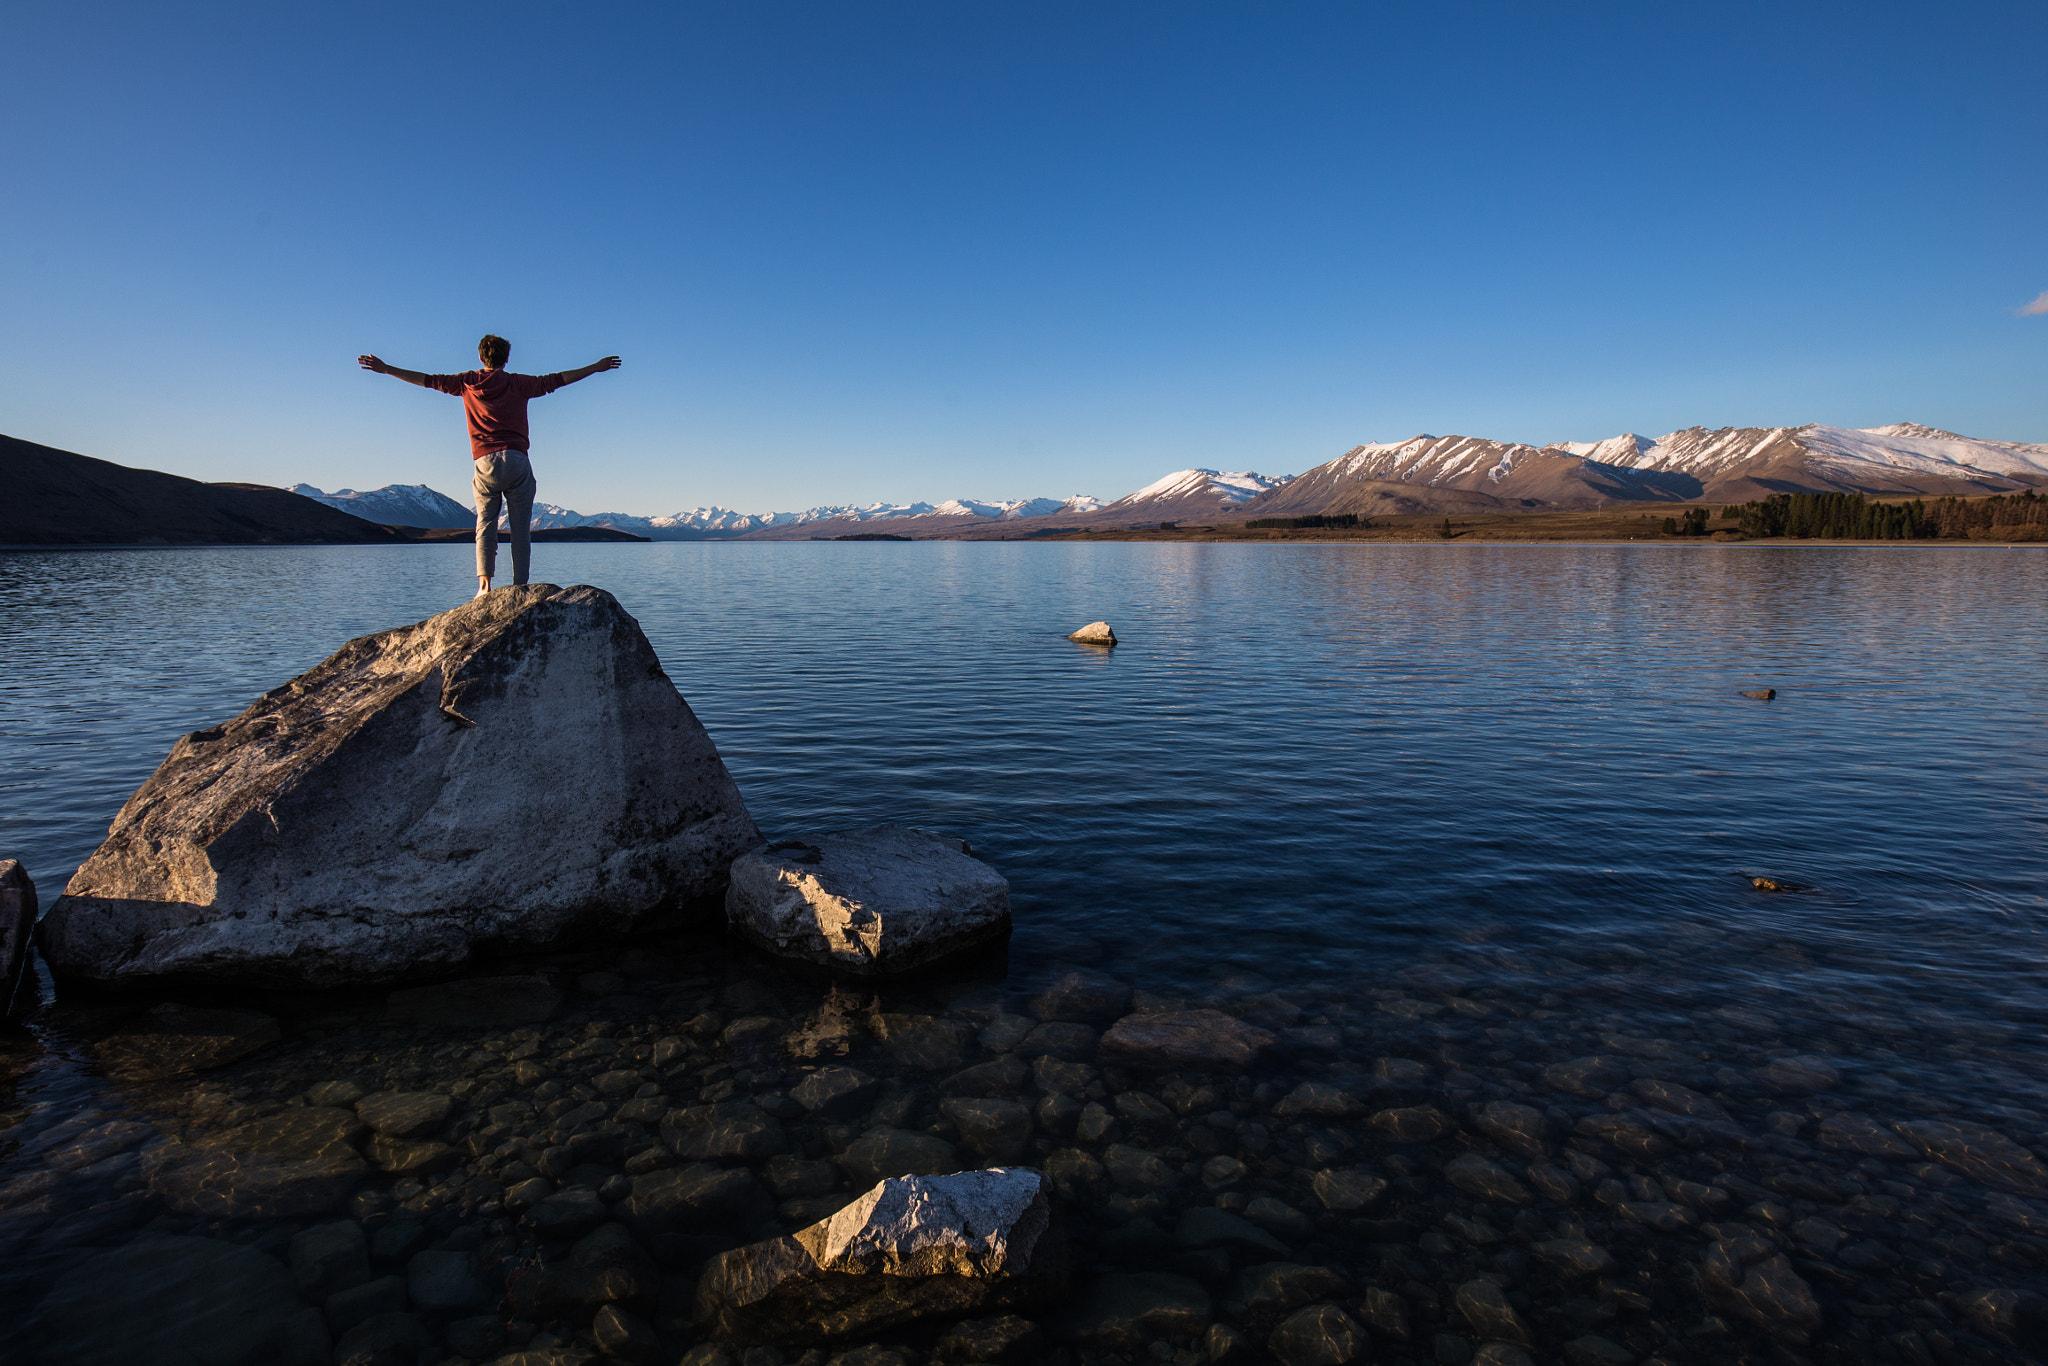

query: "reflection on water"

left=1, top=542, right=2045, bottom=1365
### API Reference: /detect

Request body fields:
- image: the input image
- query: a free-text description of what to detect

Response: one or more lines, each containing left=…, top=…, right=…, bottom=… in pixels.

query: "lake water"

left=2, top=541, right=2045, bottom=1366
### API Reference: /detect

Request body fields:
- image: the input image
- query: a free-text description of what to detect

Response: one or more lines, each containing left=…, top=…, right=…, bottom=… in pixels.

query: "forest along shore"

left=996, top=492, right=2048, bottom=545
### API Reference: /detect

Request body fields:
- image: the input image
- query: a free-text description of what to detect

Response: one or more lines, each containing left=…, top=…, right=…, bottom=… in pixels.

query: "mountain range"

left=293, top=422, right=2048, bottom=539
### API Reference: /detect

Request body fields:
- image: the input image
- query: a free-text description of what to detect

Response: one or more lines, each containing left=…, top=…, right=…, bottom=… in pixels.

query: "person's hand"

left=357, top=354, right=388, bottom=374
left=595, top=356, right=622, bottom=371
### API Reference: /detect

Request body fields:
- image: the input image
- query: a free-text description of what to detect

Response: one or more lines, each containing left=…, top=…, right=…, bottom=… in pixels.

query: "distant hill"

left=295, top=482, right=472, bottom=528
left=3, top=434, right=397, bottom=546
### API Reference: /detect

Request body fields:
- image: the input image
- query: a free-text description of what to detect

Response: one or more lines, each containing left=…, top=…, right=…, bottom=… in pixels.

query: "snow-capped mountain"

left=293, top=483, right=472, bottom=528
left=1242, top=423, right=2048, bottom=517
left=1107, top=469, right=1293, bottom=509
left=521, top=494, right=1108, bottom=538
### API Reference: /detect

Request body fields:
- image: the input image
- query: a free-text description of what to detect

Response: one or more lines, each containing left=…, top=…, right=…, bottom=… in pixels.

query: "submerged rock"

left=1097, top=1009, right=1277, bottom=1070
left=695, top=1167, right=1067, bottom=1344
left=0, top=859, right=35, bottom=1016
left=94, top=1002, right=281, bottom=1080
left=40, top=584, right=759, bottom=988
left=37, top=1235, right=305, bottom=1366
left=726, top=826, right=1011, bottom=977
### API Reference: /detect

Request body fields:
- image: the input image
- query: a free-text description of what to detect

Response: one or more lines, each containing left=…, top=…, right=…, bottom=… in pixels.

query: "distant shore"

left=937, top=505, right=2047, bottom=546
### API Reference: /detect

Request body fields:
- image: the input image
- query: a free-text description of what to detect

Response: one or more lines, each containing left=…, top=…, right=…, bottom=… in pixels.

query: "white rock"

left=695, top=1167, right=1068, bottom=1344
left=726, top=826, right=1009, bottom=977
left=1067, top=621, right=1117, bottom=645
left=40, top=584, right=759, bottom=988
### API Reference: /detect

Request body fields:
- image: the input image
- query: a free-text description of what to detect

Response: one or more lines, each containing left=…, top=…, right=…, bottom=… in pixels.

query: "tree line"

left=1721, top=491, right=2048, bottom=540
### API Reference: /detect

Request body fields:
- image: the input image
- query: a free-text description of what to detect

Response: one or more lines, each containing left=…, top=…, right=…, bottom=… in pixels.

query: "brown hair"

left=478, top=334, right=511, bottom=368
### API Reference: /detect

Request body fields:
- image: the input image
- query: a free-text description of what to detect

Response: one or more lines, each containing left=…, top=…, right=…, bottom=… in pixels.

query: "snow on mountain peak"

left=1110, top=468, right=1294, bottom=507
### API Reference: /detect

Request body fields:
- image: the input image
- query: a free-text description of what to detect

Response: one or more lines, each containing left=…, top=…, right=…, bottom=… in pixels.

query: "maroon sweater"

left=422, top=367, right=565, bottom=459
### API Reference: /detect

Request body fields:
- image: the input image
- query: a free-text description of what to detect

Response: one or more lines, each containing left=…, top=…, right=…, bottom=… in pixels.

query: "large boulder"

left=725, top=826, right=1010, bottom=977
left=39, top=585, right=760, bottom=988
left=695, top=1167, right=1067, bottom=1345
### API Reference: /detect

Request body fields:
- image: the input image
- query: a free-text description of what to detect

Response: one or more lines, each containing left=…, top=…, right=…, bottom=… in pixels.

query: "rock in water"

left=1067, top=622, right=1117, bottom=645
left=695, top=1167, right=1067, bottom=1344
left=0, top=860, right=36, bottom=1016
left=726, top=826, right=1010, bottom=977
left=39, top=585, right=760, bottom=988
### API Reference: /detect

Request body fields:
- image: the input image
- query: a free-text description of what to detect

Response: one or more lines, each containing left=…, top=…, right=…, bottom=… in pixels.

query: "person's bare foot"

left=475, top=577, right=491, bottom=599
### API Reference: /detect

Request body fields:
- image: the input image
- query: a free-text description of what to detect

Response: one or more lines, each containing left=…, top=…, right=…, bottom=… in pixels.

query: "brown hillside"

left=1, top=433, right=399, bottom=546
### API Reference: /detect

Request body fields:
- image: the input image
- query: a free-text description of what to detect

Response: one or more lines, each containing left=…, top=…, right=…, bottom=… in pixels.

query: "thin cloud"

left=2020, top=291, right=2048, bottom=316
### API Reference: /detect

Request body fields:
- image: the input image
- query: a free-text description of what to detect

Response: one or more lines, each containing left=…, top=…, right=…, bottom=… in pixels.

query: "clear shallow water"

left=1, top=542, right=2045, bottom=1366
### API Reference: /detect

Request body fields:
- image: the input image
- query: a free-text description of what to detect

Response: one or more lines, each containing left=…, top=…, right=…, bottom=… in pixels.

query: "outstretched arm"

left=358, top=355, right=431, bottom=387
left=558, top=356, right=623, bottom=385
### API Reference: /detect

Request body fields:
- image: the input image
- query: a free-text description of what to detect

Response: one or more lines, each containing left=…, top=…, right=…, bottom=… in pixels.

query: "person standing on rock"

left=357, top=336, right=621, bottom=597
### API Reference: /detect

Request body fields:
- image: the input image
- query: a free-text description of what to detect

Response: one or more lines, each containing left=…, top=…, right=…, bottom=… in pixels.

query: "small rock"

left=93, top=1003, right=281, bottom=1080
left=663, top=1101, right=790, bottom=1162
left=836, top=1128, right=961, bottom=1186
left=290, top=1220, right=369, bottom=1298
left=1098, top=1010, right=1277, bottom=1070
left=1204, top=1323, right=1251, bottom=1363
left=791, top=1067, right=880, bottom=1117
left=1075, top=1102, right=1119, bottom=1145
left=1054, top=1271, right=1211, bottom=1347
left=355, top=1091, right=453, bottom=1140
left=1471, top=1346, right=1534, bottom=1366
left=727, top=826, right=1011, bottom=977
left=1233, top=1262, right=1347, bottom=1314
left=1362, top=1286, right=1408, bottom=1341
left=621, top=1163, right=763, bottom=1233
left=1268, top=1303, right=1367, bottom=1366
left=942, top=1054, right=1033, bottom=1097
left=940, top=1098, right=1034, bottom=1162
left=1174, top=1206, right=1290, bottom=1257
left=1102, top=1144, right=1178, bottom=1192
left=1815, top=1113, right=1918, bottom=1159
left=324, top=1275, right=408, bottom=1337
left=1755, top=1056, right=1839, bottom=1093
left=1894, top=1118, right=2048, bottom=1195
left=1630, top=1078, right=1727, bottom=1121
left=1534, top=1238, right=1613, bottom=1277
left=1453, top=1279, right=1531, bottom=1347
left=932, top=1313, right=1044, bottom=1363
left=592, top=1305, right=662, bottom=1365
left=1067, top=621, right=1117, bottom=645
left=1523, top=1162, right=1578, bottom=1204
left=1699, top=1244, right=1823, bottom=1343
left=1442, top=1152, right=1532, bottom=1204
left=1202, top=1155, right=1248, bottom=1190
left=145, top=1142, right=362, bottom=1220
left=1243, top=1196, right=1315, bottom=1240
left=408, top=1248, right=487, bottom=1310
left=1272, top=1083, right=1359, bottom=1120
left=1030, top=969, right=1133, bottom=1023
left=1739, top=688, right=1776, bottom=701
left=333, top=1310, right=432, bottom=1366
left=1309, top=1168, right=1386, bottom=1212
left=1370, top=1106, right=1452, bottom=1143
left=1470, top=1101, right=1547, bottom=1155
left=1016, top=1021, right=1100, bottom=1061
left=525, top=1188, right=609, bottom=1237
left=1562, top=1334, right=1635, bottom=1366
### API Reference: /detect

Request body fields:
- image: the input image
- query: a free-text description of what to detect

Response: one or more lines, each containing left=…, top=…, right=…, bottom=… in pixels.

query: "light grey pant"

left=473, top=448, right=536, bottom=584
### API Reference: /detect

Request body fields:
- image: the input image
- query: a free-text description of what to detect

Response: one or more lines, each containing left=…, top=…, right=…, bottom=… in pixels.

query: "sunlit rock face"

left=40, top=584, right=759, bottom=988
left=725, top=826, right=1011, bottom=978
left=695, top=1167, right=1067, bottom=1344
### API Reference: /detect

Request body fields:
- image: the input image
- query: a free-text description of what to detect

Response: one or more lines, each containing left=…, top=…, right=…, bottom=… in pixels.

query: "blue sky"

left=4, top=2, right=2044, bottom=515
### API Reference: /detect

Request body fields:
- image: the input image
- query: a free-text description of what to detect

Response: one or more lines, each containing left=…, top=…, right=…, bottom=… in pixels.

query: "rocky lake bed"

left=3, top=930, right=2043, bottom=1366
